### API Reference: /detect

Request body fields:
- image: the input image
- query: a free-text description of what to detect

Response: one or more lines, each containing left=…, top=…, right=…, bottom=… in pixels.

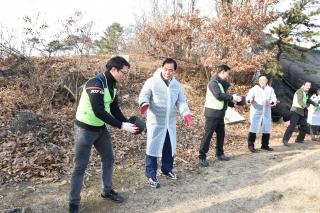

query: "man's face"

left=258, top=76, right=268, bottom=88
left=161, top=63, right=175, bottom=80
left=110, top=66, right=129, bottom=82
left=303, top=82, right=311, bottom=92
left=219, top=70, right=229, bottom=80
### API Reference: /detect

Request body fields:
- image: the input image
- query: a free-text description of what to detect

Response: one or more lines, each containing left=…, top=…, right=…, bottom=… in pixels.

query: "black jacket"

left=291, top=88, right=319, bottom=117
left=75, top=71, right=127, bottom=131
left=204, top=75, right=234, bottom=118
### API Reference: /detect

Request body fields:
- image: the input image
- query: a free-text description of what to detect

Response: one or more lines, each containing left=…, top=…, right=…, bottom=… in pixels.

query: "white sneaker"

left=148, top=177, right=160, bottom=188
left=162, top=171, right=178, bottom=180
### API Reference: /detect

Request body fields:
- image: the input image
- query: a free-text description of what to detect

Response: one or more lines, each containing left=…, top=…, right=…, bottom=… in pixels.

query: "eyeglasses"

left=119, top=68, right=129, bottom=74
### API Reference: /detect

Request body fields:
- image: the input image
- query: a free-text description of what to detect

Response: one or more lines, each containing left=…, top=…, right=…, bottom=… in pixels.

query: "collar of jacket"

left=258, top=84, right=268, bottom=89
left=154, top=67, right=175, bottom=85
left=160, top=71, right=171, bottom=86
left=214, top=75, right=230, bottom=90
left=301, top=87, right=309, bottom=94
left=104, top=71, right=116, bottom=88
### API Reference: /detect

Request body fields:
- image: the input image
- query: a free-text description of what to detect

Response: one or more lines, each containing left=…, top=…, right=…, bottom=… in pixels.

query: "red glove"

left=140, top=103, right=149, bottom=114
left=183, top=114, right=192, bottom=126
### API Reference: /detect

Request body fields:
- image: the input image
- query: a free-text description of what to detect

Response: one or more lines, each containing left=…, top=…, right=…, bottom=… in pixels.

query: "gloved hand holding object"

left=128, top=116, right=146, bottom=134
left=121, top=122, right=139, bottom=134
left=232, top=94, right=242, bottom=103
left=236, top=96, right=246, bottom=106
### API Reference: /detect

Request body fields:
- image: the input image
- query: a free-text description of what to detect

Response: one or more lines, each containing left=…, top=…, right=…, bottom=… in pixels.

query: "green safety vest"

left=76, top=74, right=116, bottom=126
left=205, top=80, right=225, bottom=110
left=292, top=89, right=307, bottom=109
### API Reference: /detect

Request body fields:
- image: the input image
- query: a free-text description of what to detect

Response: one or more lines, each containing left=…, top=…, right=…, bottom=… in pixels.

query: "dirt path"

left=1, top=137, right=320, bottom=213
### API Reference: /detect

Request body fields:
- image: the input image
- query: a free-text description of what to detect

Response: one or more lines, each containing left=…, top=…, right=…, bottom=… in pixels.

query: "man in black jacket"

left=199, top=65, right=241, bottom=167
left=69, top=56, right=139, bottom=213
left=282, top=81, right=318, bottom=146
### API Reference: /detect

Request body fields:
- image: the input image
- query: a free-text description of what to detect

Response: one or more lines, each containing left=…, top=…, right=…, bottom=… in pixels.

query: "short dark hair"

left=216, top=64, right=231, bottom=73
left=105, top=56, right=130, bottom=72
left=303, top=81, right=311, bottom=85
left=162, top=58, right=177, bottom=70
left=258, top=73, right=269, bottom=80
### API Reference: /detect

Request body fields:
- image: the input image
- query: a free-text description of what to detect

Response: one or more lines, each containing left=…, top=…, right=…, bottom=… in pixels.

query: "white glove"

left=232, top=94, right=242, bottom=103
left=121, top=122, right=138, bottom=134
left=270, top=100, right=278, bottom=107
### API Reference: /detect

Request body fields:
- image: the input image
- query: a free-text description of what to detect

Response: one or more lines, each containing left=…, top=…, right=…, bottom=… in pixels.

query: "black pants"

left=248, top=132, right=270, bottom=149
left=70, top=125, right=114, bottom=205
left=283, top=111, right=308, bottom=142
left=199, top=116, right=225, bottom=159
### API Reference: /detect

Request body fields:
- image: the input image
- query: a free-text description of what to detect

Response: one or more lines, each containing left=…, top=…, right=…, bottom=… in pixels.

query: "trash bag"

left=236, top=96, right=247, bottom=106
left=128, top=116, right=146, bottom=134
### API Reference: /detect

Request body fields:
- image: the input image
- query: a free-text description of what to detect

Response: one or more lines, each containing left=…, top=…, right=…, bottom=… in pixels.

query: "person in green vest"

left=282, top=81, right=316, bottom=146
left=69, top=56, right=139, bottom=213
left=198, top=64, right=242, bottom=167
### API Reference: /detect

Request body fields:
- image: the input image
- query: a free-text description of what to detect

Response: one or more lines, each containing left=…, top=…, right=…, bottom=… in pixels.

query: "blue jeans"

left=69, top=125, right=114, bottom=205
left=145, top=131, right=173, bottom=178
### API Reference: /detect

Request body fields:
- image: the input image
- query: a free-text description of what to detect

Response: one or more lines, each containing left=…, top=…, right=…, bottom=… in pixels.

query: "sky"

left=0, top=0, right=148, bottom=37
left=0, top=0, right=293, bottom=33
left=1, top=0, right=313, bottom=50
left=1, top=0, right=212, bottom=34
left=0, top=0, right=293, bottom=25
left=0, top=0, right=214, bottom=50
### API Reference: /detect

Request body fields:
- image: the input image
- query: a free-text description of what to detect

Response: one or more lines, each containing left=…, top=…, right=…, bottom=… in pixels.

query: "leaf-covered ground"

left=1, top=55, right=320, bottom=212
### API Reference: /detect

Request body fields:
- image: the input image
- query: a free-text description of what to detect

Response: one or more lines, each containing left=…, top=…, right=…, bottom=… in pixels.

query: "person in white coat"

left=139, top=58, right=192, bottom=188
left=246, top=74, right=277, bottom=152
left=307, top=89, right=320, bottom=141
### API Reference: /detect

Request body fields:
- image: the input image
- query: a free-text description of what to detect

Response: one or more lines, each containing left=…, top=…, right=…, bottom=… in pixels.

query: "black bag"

left=128, top=116, right=146, bottom=134
left=236, top=96, right=247, bottom=106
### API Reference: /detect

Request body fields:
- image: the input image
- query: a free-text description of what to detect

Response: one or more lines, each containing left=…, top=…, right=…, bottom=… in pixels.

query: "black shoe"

left=148, top=177, right=160, bottom=188
left=69, top=203, right=79, bottom=213
left=295, top=140, right=304, bottom=143
left=283, top=140, right=289, bottom=146
left=199, top=158, right=209, bottom=167
left=217, top=154, right=231, bottom=161
left=261, top=146, right=274, bottom=151
left=101, top=189, right=124, bottom=203
left=162, top=171, right=178, bottom=180
left=248, top=146, right=256, bottom=153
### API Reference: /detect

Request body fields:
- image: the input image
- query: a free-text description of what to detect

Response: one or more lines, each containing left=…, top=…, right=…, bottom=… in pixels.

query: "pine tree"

left=269, top=0, right=320, bottom=62
left=95, top=22, right=123, bottom=54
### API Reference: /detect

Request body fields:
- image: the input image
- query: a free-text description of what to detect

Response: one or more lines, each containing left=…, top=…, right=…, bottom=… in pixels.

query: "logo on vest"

left=90, top=89, right=104, bottom=94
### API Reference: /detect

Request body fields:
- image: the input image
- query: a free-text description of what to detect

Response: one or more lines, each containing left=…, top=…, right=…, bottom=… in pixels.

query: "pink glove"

left=140, top=103, right=149, bottom=114
left=183, top=114, right=192, bottom=126
left=247, top=97, right=255, bottom=104
left=266, top=99, right=272, bottom=106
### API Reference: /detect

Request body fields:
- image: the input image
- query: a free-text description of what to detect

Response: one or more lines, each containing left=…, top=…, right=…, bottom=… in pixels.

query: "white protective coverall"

left=246, top=85, right=277, bottom=133
left=139, top=68, right=190, bottom=157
